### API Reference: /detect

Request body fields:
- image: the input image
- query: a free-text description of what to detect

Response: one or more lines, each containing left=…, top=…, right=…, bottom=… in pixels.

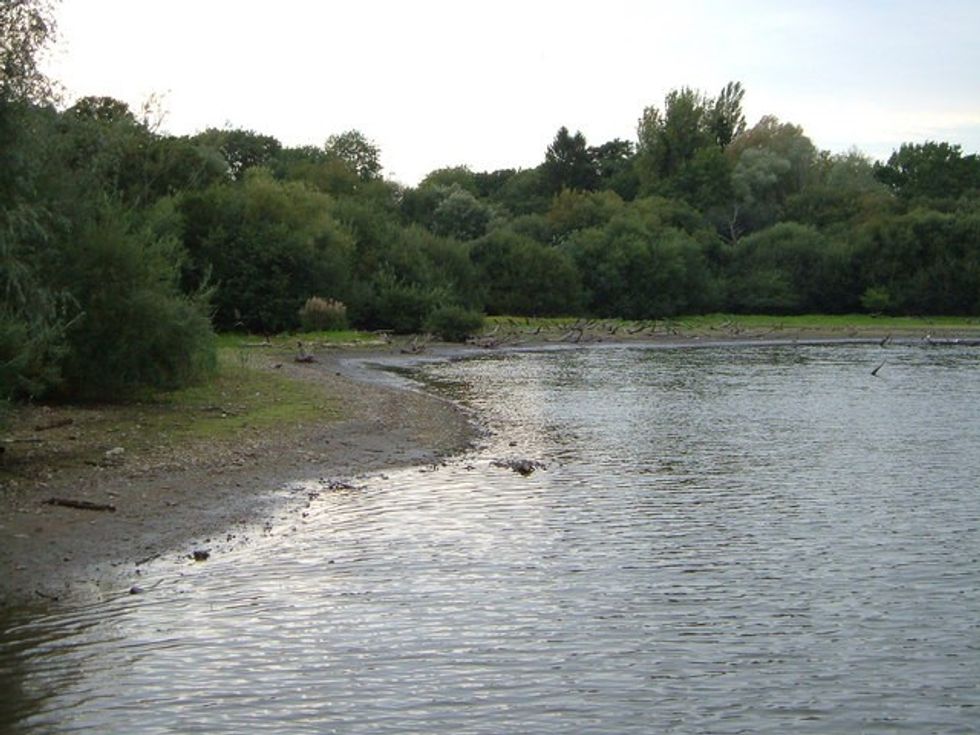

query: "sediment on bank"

left=0, top=349, right=478, bottom=608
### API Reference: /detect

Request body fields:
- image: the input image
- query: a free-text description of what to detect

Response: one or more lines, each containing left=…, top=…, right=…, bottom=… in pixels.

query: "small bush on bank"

left=299, top=296, right=348, bottom=331
left=425, top=305, right=485, bottom=342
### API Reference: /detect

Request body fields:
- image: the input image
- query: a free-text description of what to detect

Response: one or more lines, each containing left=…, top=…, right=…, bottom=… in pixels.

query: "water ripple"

left=2, top=343, right=979, bottom=733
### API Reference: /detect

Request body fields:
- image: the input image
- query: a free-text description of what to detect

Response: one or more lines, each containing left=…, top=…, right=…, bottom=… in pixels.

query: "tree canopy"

left=1, top=30, right=979, bottom=407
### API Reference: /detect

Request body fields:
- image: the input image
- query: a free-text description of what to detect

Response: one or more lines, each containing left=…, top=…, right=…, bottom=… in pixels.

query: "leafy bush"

left=860, top=286, right=893, bottom=314
left=179, top=170, right=354, bottom=332
left=364, top=270, right=446, bottom=334
left=54, top=207, right=216, bottom=400
left=425, top=305, right=485, bottom=342
left=299, top=296, right=348, bottom=331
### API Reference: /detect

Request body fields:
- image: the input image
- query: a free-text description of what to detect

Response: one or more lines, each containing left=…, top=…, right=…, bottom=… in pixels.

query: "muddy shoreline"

left=0, top=349, right=480, bottom=608
left=3, top=328, right=978, bottom=608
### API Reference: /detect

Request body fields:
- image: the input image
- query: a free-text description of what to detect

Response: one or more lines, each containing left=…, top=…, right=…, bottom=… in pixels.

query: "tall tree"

left=542, top=126, right=598, bottom=193
left=635, top=82, right=745, bottom=201
left=874, top=142, right=980, bottom=203
left=325, top=129, right=382, bottom=180
left=192, top=127, right=282, bottom=181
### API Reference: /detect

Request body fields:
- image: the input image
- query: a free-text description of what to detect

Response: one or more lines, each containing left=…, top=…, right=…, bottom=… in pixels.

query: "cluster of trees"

left=3, top=0, right=980, bottom=403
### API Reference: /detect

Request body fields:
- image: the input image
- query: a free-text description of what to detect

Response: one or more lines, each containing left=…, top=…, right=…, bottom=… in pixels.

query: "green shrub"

left=364, top=270, right=446, bottom=334
left=860, top=286, right=893, bottom=314
left=425, top=305, right=485, bottom=342
left=299, top=296, right=348, bottom=331
left=55, top=208, right=216, bottom=400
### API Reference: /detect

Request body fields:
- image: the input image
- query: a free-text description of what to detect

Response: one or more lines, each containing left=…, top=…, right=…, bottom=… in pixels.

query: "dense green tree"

left=179, top=169, right=354, bottom=332
left=635, top=82, right=745, bottom=211
left=785, top=150, right=893, bottom=230
left=564, top=204, right=719, bottom=318
left=590, top=138, right=639, bottom=199
left=325, top=129, right=382, bottom=181
left=51, top=201, right=215, bottom=399
left=546, top=189, right=624, bottom=241
left=488, top=167, right=551, bottom=216
left=727, top=116, right=817, bottom=235
left=727, top=223, right=856, bottom=313
left=0, top=1, right=67, bottom=400
left=191, top=127, right=282, bottom=181
left=542, top=126, right=598, bottom=193
left=431, top=185, right=494, bottom=240
left=706, top=81, right=747, bottom=148
left=874, top=142, right=980, bottom=204
left=419, top=166, right=479, bottom=193
left=855, top=210, right=980, bottom=314
left=471, top=229, right=583, bottom=316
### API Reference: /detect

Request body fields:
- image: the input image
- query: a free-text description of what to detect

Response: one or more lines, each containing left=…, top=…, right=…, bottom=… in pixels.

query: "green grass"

left=0, top=343, right=344, bottom=476
left=139, top=348, right=339, bottom=444
left=484, top=313, right=980, bottom=333
left=216, top=329, right=383, bottom=350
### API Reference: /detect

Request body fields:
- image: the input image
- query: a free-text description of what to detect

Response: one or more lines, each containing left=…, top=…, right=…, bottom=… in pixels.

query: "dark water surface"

left=2, top=343, right=979, bottom=733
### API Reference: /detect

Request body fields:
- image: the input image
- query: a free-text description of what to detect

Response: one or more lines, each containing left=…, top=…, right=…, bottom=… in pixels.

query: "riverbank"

left=4, top=316, right=980, bottom=608
left=0, top=347, right=477, bottom=607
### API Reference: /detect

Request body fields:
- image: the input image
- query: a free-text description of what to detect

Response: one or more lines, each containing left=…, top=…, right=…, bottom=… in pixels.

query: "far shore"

left=4, top=318, right=980, bottom=609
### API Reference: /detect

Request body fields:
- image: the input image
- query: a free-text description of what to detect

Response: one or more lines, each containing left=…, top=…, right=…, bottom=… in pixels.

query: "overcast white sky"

left=43, top=0, right=980, bottom=185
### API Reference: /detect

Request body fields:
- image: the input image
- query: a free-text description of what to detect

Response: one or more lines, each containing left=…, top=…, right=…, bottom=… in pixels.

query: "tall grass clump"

left=299, top=296, right=349, bottom=331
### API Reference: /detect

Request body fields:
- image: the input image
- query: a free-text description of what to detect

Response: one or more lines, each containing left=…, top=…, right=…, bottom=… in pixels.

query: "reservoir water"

left=2, top=342, right=979, bottom=733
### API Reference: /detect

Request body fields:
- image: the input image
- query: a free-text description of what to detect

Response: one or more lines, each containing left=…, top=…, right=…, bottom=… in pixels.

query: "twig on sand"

left=44, top=497, right=117, bottom=513
left=34, top=418, right=74, bottom=432
left=871, top=361, right=885, bottom=377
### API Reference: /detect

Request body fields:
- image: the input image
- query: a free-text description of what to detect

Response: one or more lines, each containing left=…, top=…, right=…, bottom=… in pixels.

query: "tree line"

left=2, top=0, right=980, bottom=402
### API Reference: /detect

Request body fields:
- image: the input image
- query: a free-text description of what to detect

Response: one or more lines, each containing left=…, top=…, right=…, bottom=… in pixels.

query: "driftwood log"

left=44, top=497, right=117, bottom=512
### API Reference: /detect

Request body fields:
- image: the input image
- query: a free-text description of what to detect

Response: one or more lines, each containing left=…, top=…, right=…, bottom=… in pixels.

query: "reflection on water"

left=2, top=343, right=979, bottom=733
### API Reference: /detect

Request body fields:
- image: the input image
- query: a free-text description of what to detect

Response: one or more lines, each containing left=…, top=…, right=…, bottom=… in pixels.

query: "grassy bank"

left=484, top=313, right=980, bottom=336
left=0, top=339, right=352, bottom=483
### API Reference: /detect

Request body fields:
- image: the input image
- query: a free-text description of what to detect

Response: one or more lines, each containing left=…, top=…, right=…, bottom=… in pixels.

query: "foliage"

left=424, top=304, right=484, bottom=342
left=52, top=204, right=216, bottom=400
left=3, top=40, right=980, bottom=415
left=299, top=296, right=348, bottom=332
left=855, top=210, right=980, bottom=314
left=192, top=127, right=283, bottom=181
left=0, top=0, right=56, bottom=104
left=636, top=82, right=746, bottom=196
left=430, top=184, right=494, bottom=240
left=325, top=129, right=382, bottom=181
left=471, top=229, right=584, bottom=316
left=179, top=169, right=354, bottom=332
left=363, top=268, right=446, bottom=333
left=543, top=127, right=598, bottom=194
left=874, top=142, right=980, bottom=205
left=727, top=223, right=851, bottom=313
left=564, top=206, right=719, bottom=318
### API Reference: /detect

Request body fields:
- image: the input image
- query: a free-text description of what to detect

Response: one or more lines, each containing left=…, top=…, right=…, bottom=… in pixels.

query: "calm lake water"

left=2, top=342, right=979, bottom=734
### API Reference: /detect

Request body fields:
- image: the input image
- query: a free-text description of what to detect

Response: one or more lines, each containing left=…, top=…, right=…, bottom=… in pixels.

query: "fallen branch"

left=34, top=417, right=74, bottom=432
left=44, top=497, right=117, bottom=513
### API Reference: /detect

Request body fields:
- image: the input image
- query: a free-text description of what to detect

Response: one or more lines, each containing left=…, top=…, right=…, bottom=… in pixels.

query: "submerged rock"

left=491, top=458, right=546, bottom=476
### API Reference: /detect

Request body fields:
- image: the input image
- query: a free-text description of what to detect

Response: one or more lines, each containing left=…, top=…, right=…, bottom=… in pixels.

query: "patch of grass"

left=0, top=346, right=342, bottom=479
left=139, top=348, right=340, bottom=444
left=677, top=313, right=980, bottom=333
left=216, top=329, right=383, bottom=351
left=483, top=313, right=980, bottom=334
